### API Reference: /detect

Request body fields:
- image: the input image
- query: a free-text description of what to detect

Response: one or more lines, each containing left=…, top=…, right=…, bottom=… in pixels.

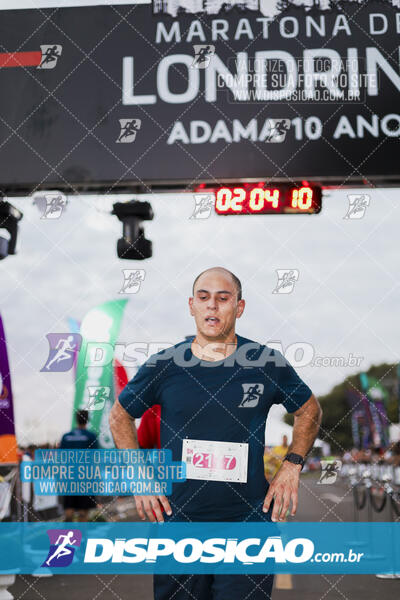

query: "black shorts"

left=154, top=574, right=274, bottom=600
left=154, top=501, right=276, bottom=599
left=62, top=495, right=97, bottom=510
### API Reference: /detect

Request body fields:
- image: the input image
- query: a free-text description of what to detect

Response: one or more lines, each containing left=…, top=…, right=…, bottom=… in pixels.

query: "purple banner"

left=0, top=313, right=18, bottom=463
left=346, top=388, right=373, bottom=449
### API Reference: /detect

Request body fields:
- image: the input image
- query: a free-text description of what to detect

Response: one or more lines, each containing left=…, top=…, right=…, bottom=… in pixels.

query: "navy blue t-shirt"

left=60, top=428, right=98, bottom=450
left=118, top=334, right=312, bottom=521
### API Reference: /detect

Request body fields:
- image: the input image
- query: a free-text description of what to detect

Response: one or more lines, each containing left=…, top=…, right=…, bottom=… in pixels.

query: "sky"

left=1, top=187, right=399, bottom=445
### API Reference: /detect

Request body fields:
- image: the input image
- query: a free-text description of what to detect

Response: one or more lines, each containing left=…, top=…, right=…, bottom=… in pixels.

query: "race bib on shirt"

left=182, top=439, right=248, bottom=483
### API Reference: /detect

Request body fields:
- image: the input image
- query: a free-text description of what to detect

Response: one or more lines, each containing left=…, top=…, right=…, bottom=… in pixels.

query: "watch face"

left=286, top=453, right=304, bottom=464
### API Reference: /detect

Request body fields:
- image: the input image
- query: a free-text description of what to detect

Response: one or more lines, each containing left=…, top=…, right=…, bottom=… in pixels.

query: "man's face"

left=189, top=271, right=245, bottom=339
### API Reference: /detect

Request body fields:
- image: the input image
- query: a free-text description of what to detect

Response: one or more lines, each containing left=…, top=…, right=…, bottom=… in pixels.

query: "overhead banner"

left=1, top=1, right=400, bottom=192
left=72, top=299, right=128, bottom=448
left=0, top=314, right=18, bottom=464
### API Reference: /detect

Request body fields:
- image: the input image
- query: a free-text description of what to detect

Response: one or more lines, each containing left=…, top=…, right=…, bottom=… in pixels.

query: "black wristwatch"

left=283, top=452, right=305, bottom=470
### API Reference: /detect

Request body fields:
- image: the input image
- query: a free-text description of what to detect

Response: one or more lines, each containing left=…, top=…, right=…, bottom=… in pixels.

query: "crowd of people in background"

left=342, top=442, right=400, bottom=466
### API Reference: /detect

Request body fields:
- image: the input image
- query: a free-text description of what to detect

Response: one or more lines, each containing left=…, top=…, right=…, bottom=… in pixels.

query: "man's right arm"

left=109, top=399, right=172, bottom=522
left=109, top=399, right=140, bottom=449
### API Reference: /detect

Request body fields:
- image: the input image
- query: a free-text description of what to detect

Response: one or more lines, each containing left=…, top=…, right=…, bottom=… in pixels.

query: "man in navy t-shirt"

left=110, top=267, right=322, bottom=599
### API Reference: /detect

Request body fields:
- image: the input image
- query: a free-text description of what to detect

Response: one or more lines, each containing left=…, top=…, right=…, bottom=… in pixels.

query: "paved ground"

left=8, top=473, right=400, bottom=600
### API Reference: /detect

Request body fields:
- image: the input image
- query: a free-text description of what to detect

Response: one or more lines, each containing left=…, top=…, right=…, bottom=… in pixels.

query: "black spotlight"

left=112, top=200, right=153, bottom=260
left=0, top=200, right=23, bottom=260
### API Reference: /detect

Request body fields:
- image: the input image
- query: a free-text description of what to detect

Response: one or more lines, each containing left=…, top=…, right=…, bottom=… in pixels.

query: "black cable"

left=369, top=486, right=387, bottom=513
left=353, top=484, right=367, bottom=510
left=390, top=491, right=400, bottom=517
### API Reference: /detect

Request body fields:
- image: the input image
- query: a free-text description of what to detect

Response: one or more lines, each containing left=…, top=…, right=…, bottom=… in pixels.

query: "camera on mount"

left=0, top=200, right=23, bottom=260
left=112, top=200, right=153, bottom=260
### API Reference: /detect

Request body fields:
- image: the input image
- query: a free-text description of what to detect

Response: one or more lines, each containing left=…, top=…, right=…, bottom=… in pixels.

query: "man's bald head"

left=192, top=267, right=242, bottom=301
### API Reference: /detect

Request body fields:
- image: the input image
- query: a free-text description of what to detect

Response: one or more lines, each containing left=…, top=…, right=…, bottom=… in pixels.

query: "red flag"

left=114, top=359, right=128, bottom=398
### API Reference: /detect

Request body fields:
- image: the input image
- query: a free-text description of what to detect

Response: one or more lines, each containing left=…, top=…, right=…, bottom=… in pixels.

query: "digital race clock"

left=213, top=184, right=322, bottom=215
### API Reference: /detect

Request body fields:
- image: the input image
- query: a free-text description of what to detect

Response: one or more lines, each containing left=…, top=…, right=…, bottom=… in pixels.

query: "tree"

left=284, top=362, right=399, bottom=453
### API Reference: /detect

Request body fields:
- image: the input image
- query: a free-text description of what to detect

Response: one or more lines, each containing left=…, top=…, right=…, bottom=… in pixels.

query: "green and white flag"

left=72, top=299, right=128, bottom=448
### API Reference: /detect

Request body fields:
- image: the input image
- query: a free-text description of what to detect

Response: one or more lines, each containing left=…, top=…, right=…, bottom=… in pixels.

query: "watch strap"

left=284, top=452, right=305, bottom=469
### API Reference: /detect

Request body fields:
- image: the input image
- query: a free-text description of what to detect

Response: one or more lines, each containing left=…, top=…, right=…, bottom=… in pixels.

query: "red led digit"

left=291, top=186, right=313, bottom=210
left=265, top=188, right=280, bottom=209
left=231, top=187, right=245, bottom=212
left=215, top=188, right=232, bottom=212
left=249, top=187, right=265, bottom=212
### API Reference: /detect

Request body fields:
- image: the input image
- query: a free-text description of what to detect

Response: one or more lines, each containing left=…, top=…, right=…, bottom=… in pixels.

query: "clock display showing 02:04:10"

left=214, top=185, right=321, bottom=215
